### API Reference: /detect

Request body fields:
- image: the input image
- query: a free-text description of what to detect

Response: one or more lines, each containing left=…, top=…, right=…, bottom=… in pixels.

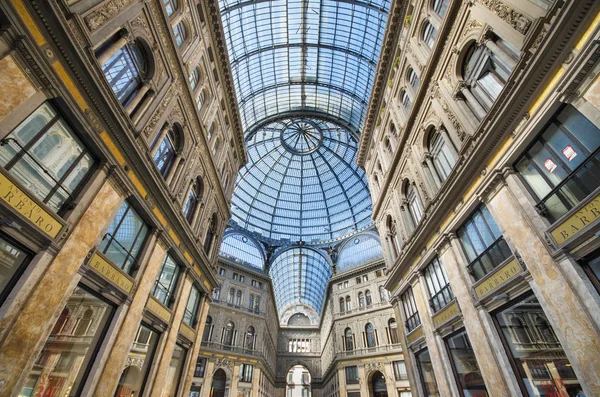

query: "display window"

left=164, top=344, right=187, bottom=396
left=415, top=347, right=440, bottom=397
left=18, top=286, right=115, bottom=397
left=580, top=252, right=600, bottom=294
left=0, top=234, right=32, bottom=306
left=445, top=330, right=488, bottom=397
left=494, top=293, right=583, bottom=396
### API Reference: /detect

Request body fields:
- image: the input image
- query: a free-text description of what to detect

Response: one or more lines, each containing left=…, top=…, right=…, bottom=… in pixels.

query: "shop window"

left=99, top=200, right=149, bottom=273
left=422, top=21, right=438, bottom=50
left=344, top=327, right=354, bottom=351
left=115, top=323, right=160, bottom=396
left=202, top=315, right=213, bottom=342
left=401, top=288, right=421, bottom=332
left=429, top=129, right=457, bottom=182
left=100, top=38, right=147, bottom=106
left=163, top=0, right=178, bottom=16
left=423, top=256, right=454, bottom=313
left=151, top=253, right=181, bottom=308
left=365, top=323, right=376, bottom=348
left=153, top=128, right=179, bottom=178
left=445, top=330, right=488, bottom=396
left=19, top=286, right=114, bottom=397
left=432, top=0, right=449, bottom=17
left=393, top=360, right=408, bottom=380
left=173, top=21, right=187, bottom=47
left=183, top=284, right=201, bottom=327
left=458, top=205, right=512, bottom=281
left=515, top=105, right=600, bottom=222
left=581, top=253, right=600, bottom=294
left=194, top=357, right=207, bottom=378
left=183, top=177, right=203, bottom=223
left=0, top=102, right=96, bottom=213
left=240, top=364, right=254, bottom=382
left=0, top=235, right=31, bottom=306
left=345, top=366, right=359, bottom=384
left=415, top=348, right=440, bottom=397
left=494, top=294, right=582, bottom=396
left=165, top=344, right=187, bottom=396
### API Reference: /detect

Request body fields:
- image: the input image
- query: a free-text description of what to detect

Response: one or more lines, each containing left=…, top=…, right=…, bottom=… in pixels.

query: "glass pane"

left=416, top=348, right=440, bottom=397
left=495, top=294, right=582, bottom=396
left=165, top=344, right=187, bottom=396
left=114, top=324, right=160, bottom=397
left=0, top=236, right=29, bottom=302
left=20, top=287, right=114, bottom=397
left=446, top=331, right=488, bottom=396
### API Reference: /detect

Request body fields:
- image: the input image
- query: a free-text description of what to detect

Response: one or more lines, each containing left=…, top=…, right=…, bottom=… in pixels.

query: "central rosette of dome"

left=280, top=119, right=324, bottom=155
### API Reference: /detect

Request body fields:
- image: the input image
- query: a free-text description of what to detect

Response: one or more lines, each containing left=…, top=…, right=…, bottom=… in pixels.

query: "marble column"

left=151, top=125, right=170, bottom=156
left=125, top=82, right=152, bottom=115
left=338, top=367, right=347, bottom=397
left=180, top=296, right=211, bottom=395
left=200, top=361, right=216, bottom=397
left=460, top=87, right=487, bottom=120
left=485, top=176, right=600, bottom=396
left=0, top=179, right=122, bottom=395
left=97, top=35, right=129, bottom=66
left=92, top=237, right=168, bottom=396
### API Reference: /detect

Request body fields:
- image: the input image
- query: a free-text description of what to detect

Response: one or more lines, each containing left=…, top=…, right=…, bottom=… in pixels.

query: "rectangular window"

left=233, top=273, right=239, bottom=281
left=194, top=357, right=207, bottom=378
left=347, top=393, right=361, bottom=397
left=423, top=257, right=454, bottom=313
left=356, top=277, right=361, bottom=284
left=0, top=234, right=31, bottom=305
left=415, top=348, right=440, bottom=397
left=401, top=288, right=421, bottom=332
left=240, top=364, right=254, bottom=382
left=345, top=366, right=359, bottom=384
left=494, top=294, right=582, bottom=396
left=165, top=344, right=187, bottom=396
left=393, top=360, right=408, bottom=381
left=445, top=331, right=488, bottom=396
left=515, top=105, right=600, bottom=222
left=362, top=275, right=368, bottom=282
left=183, top=284, right=201, bottom=326
left=19, top=286, right=114, bottom=397
left=151, top=254, right=181, bottom=308
left=220, top=268, right=226, bottom=276
left=458, top=206, right=512, bottom=281
left=98, top=200, right=149, bottom=273
left=0, top=102, right=95, bottom=213
left=239, top=275, right=245, bottom=283
left=581, top=253, right=600, bottom=294
left=114, top=323, right=160, bottom=396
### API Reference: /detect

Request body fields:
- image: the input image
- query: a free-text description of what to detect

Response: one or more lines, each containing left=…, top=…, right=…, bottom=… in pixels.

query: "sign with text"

left=406, top=326, right=424, bottom=345
left=180, top=323, right=197, bottom=342
left=88, top=251, right=134, bottom=294
left=146, top=296, right=172, bottom=323
left=473, top=258, right=521, bottom=299
left=432, top=301, right=460, bottom=328
left=550, top=193, right=600, bottom=245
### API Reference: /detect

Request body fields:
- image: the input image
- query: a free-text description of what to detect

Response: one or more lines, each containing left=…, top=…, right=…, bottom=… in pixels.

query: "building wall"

left=358, top=0, right=600, bottom=396
left=0, top=0, right=244, bottom=396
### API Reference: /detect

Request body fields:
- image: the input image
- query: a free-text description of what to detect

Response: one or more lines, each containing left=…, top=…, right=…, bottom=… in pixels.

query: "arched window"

left=384, top=137, right=393, bottom=154
left=344, top=328, right=354, bottom=351
left=339, top=297, right=345, bottom=312
left=202, top=315, right=212, bottom=342
left=254, top=295, right=261, bottom=313
left=235, top=290, right=242, bottom=306
left=389, top=318, right=399, bottom=344
left=223, top=321, right=235, bottom=348
left=429, top=130, right=456, bottom=182
left=153, top=128, right=179, bottom=178
left=400, top=90, right=412, bottom=111
left=208, top=122, right=215, bottom=140
left=100, top=38, right=147, bottom=106
left=358, top=292, right=365, bottom=308
left=245, top=326, right=255, bottom=350
left=365, top=323, right=376, bottom=348
left=163, top=0, right=178, bottom=16
left=365, top=290, right=372, bottom=306
left=204, top=213, right=218, bottom=255
left=197, top=90, right=206, bottom=111
left=386, top=215, right=401, bottom=258
left=462, top=39, right=517, bottom=112
left=189, top=67, right=199, bottom=91
left=183, top=178, right=203, bottom=223
left=379, top=286, right=388, bottom=302
left=249, top=294, right=255, bottom=310
left=408, top=67, right=420, bottom=92
left=52, top=308, right=70, bottom=335
left=406, top=184, right=424, bottom=226
left=213, top=137, right=220, bottom=156
left=228, top=288, right=235, bottom=304
left=422, top=21, right=438, bottom=50
left=74, top=309, right=93, bottom=336
left=509, top=316, right=531, bottom=345
left=345, top=296, right=352, bottom=312
left=173, top=22, right=187, bottom=47
left=431, top=0, right=449, bottom=17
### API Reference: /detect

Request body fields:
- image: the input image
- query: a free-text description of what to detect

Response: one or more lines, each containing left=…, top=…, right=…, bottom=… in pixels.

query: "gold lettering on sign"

left=432, top=301, right=460, bottom=328
left=146, top=296, right=172, bottom=323
left=88, top=252, right=134, bottom=293
left=474, top=258, right=521, bottom=299
left=406, top=326, right=424, bottom=345
left=180, top=323, right=196, bottom=341
left=0, top=170, right=63, bottom=238
left=551, top=194, right=600, bottom=245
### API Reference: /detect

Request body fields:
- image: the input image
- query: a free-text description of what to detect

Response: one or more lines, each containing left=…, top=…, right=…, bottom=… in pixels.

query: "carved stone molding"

left=478, top=0, right=532, bottom=35
left=84, top=0, right=135, bottom=32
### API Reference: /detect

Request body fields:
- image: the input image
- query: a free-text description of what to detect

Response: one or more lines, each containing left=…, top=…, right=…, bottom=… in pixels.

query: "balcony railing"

left=337, top=343, right=402, bottom=358
left=200, top=341, right=261, bottom=357
left=335, top=300, right=390, bottom=317
left=212, top=299, right=263, bottom=316
left=405, top=312, right=421, bottom=333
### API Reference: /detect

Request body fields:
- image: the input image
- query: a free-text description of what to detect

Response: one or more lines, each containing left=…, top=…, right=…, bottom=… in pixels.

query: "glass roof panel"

left=337, top=234, right=383, bottom=272
left=219, top=232, right=265, bottom=270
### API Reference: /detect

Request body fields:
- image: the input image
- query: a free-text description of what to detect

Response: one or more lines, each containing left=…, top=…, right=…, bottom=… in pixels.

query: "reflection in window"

left=429, top=130, right=456, bottom=182
left=345, top=366, right=359, bottom=384
left=153, top=129, right=178, bottom=178
left=401, top=90, right=412, bottom=111
left=408, top=67, right=420, bottom=92
left=422, top=21, right=438, bottom=50
left=458, top=206, right=512, bottom=281
left=99, top=200, right=149, bottom=273
left=432, top=0, right=449, bottom=17
left=189, top=67, right=200, bottom=90
left=183, top=178, right=203, bottom=223
left=245, top=326, right=255, bottom=350
left=0, top=102, right=95, bottom=213
left=202, top=316, right=213, bottom=342
left=423, top=256, right=454, bottom=313
left=446, top=331, right=488, bottom=396
left=515, top=105, right=600, bottom=222
left=163, top=0, right=178, bottom=16
left=20, top=287, right=114, bottom=397
left=495, top=294, right=581, bottom=396
left=115, top=324, right=160, bottom=397
left=173, top=22, right=187, bottom=47
left=183, top=285, right=201, bottom=326
left=416, top=348, right=440, bottom=397
left=401, top=288, right=421, bottom=332
left=223, top=321, right=235, bottom=348
left=393, top=360, right=407, bottom=380
left=407, top=184, right=424, bottom=226
left=0, top=235, right=30, bottom=305
left=151, top=254, right=180, bottom=307
left=101, top=40, right=146, bottom=105
left=164, top=344, right=187, bottom=396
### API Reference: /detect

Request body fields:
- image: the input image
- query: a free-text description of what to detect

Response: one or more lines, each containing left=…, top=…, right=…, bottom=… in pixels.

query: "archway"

left=370, top=371, right=388, bottom=397
left=211, top=368, right=228, bottom=397
left=286, top=365, right=311, bottom=397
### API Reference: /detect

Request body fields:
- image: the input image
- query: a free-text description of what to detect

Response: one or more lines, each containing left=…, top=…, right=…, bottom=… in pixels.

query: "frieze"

left=84, top=0, right=135, bottom=32
left=440, top=100, right=466, bottom=141
left=143, top=84, right=176, bottom=137
left=478, top=0, right=532, bottom=35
